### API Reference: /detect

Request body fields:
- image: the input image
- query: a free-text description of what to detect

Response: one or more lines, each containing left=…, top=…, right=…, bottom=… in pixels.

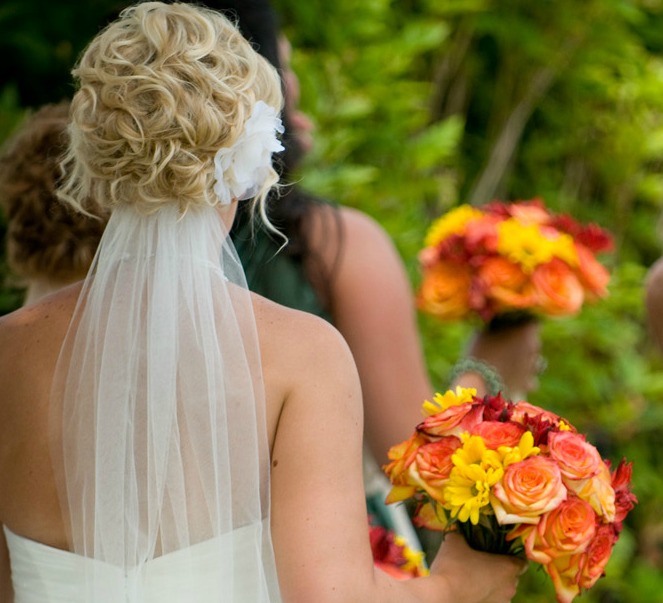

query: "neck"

left=23, top=277, right=76, bottom=306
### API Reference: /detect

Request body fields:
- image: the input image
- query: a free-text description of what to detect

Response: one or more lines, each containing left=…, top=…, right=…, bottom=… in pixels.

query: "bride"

left=0, top=3, right=523, bottom=601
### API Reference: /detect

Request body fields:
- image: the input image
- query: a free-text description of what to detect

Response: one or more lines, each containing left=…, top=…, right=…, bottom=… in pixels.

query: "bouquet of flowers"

left=383, top=387, right=637, bottom=603
left=417, top=199, right=614, bottom=322
left=369, top=519, right=429, bottom=580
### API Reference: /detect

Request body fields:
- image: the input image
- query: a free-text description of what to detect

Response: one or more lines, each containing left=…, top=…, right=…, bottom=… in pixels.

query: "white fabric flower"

left=213, top=100, right=285, bottom=205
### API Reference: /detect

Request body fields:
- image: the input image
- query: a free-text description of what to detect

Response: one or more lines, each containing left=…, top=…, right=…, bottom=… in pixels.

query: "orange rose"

left=546, top=554, right=582, bottom=603
left=477, top=256, right=536, bottom=313
left=577, top=523, right=616, bottom=590
left=531, top=258, right=584, bottom=316
left=491, top=456, right=567, bottom=525
left=418, top=402, right=483, bottom=439
left=575, top=244, right=610, bottom=298
left=547, top=431, right=602, bottom=481
left=567, top=460, right=615, bottom=522
left=523, top=497, right=597, bottom=564
left=417, top=261, right=472, bottom=320
left=509, top=200, right=553, bottom=226
left=545, top=524, right=616, bottom=602
left=470, top=421, right=525, bottom=449
left=384, top=432, right=427, bottom=503
left=411, top=437, right=462, bottom=503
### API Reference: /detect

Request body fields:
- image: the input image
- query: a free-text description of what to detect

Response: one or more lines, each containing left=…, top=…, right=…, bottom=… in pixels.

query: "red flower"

left=479, top=392, right=515, bottom=422
left=369, top=522, right=427, bottom=579
left=610, top=459, right=638, bottom=528
left=471, top=421, right=525, bottom=449
left=552, top=215, right=614, bottom=253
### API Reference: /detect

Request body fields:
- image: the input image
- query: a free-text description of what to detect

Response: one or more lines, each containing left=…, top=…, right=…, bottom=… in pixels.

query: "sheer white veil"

left=50, top=204, right=281, bottom=600
left=48, top=3, right=284, bottom=600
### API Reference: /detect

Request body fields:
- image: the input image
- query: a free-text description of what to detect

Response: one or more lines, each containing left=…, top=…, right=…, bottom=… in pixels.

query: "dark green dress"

left=232, top=215, right=331, bottom=321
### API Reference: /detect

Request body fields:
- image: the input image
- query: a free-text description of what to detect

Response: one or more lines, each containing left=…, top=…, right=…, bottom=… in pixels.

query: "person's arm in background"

left=463, top=319, right=542, bottom=400
left=309, top=205, right=433, bottom=466
left=645, top=257, right=663, bottom=354
left=308, top=204, right=541, bottom=466
left=309, top=207, right=540, bottom=464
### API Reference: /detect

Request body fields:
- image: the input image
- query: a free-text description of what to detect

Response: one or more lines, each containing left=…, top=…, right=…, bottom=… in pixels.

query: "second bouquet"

left=417, top=199, right=613, bottom=323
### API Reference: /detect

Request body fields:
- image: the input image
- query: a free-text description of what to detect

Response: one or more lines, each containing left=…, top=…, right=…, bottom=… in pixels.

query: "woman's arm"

left=268, top=310, right=523, bottom=603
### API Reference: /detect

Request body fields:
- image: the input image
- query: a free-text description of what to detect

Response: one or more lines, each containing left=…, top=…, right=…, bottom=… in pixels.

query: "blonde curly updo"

left=58, top=1, right=283, bottom=215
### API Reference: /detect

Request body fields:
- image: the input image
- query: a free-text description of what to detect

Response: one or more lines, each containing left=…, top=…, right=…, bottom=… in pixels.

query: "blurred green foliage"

left=2, top=0, right=663, bottom=600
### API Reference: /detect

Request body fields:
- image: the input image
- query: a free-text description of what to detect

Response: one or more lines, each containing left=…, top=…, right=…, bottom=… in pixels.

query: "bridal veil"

left=49, top=3, right=284, bottom=600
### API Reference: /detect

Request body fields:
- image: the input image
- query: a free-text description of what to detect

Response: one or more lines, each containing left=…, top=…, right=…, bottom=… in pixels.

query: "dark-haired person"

left=217, top=0, right=542, bottom=560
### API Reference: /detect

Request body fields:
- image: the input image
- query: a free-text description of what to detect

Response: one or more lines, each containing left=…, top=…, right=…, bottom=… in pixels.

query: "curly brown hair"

left=0, top=101, right=107, bottom=283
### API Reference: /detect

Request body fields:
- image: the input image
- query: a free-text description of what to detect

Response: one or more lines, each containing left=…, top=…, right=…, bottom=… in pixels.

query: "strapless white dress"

left=4, top=522, right=281, bottom=602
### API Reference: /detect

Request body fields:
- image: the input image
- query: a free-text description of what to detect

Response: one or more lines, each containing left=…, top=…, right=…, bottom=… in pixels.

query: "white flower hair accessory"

left=213, top=100, right=285, bottom=205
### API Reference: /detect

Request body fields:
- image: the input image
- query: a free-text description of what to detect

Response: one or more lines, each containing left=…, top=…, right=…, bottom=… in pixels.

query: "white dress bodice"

left=4, top=523, right=280, bottom=602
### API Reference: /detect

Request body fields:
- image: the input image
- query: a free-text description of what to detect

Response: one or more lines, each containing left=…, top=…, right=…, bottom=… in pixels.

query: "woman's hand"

left=430, top=533, right=526, bottom=603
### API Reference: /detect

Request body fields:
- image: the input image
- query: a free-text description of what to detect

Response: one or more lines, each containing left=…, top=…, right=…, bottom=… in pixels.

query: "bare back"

left=0, top=282, right=347, bottom=549
left=0, top=285, right=80, bottom=549
left=0, top=261, right=524, bottom=603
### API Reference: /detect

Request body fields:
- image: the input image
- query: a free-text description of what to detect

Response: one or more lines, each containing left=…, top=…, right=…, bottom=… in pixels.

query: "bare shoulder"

left=305, top=204, right=407, bottom=313
left=250, top=291, right=362, bottom=448
left=251, top=291, right=353, bottom=367
left=0, top=284, right=80, bottom=373
left=307, top=203, right=394, bottom=262
left=336, top=204, right=391, bottom=239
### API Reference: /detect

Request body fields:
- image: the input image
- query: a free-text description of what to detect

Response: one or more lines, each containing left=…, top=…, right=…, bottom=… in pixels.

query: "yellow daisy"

left=497, top=431, right=541, bottom=468
left=422, top=386, right=477, bottom=416
left=497, top=219, right=577, bottom=273
left=424, top=205, right=484, bottom=248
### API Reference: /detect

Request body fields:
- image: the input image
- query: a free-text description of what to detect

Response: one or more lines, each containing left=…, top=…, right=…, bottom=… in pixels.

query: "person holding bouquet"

left=0, top=3, right=525, bottom=602
left=207, top=0, right=543, bottom=462
left=196, top=0, right=545, bottom=567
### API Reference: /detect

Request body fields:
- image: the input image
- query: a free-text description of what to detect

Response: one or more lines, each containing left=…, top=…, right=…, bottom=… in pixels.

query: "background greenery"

left=2, top=1, right=662, bottom=600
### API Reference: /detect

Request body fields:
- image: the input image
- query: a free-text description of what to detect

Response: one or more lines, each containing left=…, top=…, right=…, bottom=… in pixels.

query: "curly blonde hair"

left=0, top=102, right=107, bottom=283
left=58, top=1, right=283, bottom=215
